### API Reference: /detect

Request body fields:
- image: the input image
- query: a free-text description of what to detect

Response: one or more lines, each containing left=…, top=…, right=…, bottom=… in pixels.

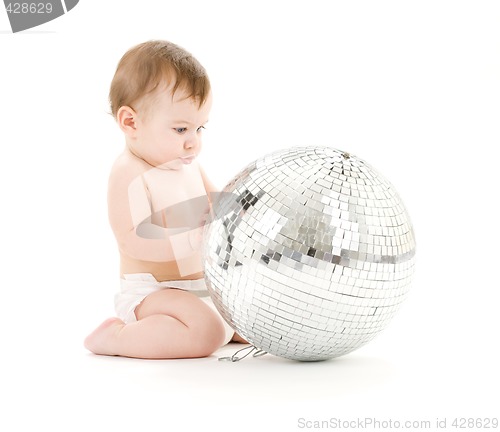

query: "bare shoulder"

left=108, top=151, right=153, bottom=197
left=109, top=151, right=147, bottom=182
left=107, top=150, right=149, bottom=217
left=107, top=150, right=151, bottom=236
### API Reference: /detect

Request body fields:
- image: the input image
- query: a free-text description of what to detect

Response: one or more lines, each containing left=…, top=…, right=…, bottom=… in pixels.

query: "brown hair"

left=109, top=40, right=211, bottom=118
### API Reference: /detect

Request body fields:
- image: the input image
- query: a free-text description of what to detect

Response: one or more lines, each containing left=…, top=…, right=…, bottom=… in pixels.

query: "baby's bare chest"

left=143, top=165, right=207, bottom=212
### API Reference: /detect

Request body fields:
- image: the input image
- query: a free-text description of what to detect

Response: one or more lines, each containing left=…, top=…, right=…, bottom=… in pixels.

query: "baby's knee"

left=190, top=313, right=226, bottom=357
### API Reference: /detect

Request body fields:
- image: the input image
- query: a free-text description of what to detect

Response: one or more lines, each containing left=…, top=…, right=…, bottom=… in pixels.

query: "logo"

left=3, top=0, right=79, bottom=33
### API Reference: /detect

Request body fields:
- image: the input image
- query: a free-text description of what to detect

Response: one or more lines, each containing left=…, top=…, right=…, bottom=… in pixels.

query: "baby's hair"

left=109, top=40, right=211, bottom=118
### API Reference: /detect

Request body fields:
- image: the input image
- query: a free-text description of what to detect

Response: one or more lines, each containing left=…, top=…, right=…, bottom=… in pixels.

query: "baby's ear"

left=117, top=106, right=137, bottom=137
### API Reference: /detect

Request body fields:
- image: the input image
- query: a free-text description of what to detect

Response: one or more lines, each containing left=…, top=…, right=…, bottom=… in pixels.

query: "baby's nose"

left=184, top=134, right=199, bottom=149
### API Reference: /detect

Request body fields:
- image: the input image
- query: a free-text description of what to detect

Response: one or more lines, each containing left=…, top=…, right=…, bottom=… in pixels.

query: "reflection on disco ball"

left=203, top=146, right=416, bottom=361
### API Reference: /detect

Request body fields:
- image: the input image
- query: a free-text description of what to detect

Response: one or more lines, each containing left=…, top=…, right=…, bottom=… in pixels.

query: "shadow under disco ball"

left=203, top=146, right=416, bottom=361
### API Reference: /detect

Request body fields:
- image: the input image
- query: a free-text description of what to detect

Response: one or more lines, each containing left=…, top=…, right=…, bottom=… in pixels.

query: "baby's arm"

left=108, top=160, right=199, bottom=263
left=199, top=164, right=218, bottom=199
left=199, top=164, right=219, bottom=223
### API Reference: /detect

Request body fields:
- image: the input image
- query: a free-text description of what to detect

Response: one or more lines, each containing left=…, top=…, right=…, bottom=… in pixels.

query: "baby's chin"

left=155, top=158, right=185, bottom=170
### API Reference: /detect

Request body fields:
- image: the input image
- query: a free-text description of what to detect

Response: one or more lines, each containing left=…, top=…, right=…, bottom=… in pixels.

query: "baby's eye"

left=174, top=127, right=187, bottom=134
left=196, top=126, right=206, bottom=133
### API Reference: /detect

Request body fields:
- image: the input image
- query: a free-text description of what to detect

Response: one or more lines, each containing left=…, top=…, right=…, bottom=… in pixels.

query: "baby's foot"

left=84, top=317, right=124, bottom=356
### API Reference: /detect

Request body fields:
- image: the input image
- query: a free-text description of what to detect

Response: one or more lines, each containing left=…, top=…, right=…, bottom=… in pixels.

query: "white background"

left=1, top=1, right=499, bottom=431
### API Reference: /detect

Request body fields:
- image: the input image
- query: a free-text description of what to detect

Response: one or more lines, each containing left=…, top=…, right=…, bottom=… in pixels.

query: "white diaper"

left=115, top=273, right=234, bottom=345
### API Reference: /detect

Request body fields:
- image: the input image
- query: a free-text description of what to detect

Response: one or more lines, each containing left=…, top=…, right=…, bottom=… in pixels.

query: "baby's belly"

left=119, top=253, right=204, bottom=282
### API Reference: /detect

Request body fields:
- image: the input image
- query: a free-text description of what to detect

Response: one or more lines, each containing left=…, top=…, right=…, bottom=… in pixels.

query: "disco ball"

left=203, top=146, right=416, bottom=361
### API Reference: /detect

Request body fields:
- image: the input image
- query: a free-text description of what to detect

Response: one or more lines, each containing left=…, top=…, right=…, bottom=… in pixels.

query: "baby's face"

left=131, top=86, right=212, bottom=169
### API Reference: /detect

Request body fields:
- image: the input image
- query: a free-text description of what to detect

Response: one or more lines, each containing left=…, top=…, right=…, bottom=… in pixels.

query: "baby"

left=84, top=40, right=245, bottom=359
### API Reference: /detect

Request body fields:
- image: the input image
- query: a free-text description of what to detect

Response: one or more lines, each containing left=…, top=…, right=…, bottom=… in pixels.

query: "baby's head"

left=109, top=40, right=212, bottom=168
left=109, top=40, right=211, bottom=119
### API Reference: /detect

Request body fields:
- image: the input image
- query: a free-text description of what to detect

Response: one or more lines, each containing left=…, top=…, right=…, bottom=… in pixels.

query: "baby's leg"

left=84, top=289, right=225, bottom=359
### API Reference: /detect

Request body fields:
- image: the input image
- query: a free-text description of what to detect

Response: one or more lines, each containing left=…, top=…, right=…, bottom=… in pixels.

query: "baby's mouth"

left=180, top=155, right=196, bottom=164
